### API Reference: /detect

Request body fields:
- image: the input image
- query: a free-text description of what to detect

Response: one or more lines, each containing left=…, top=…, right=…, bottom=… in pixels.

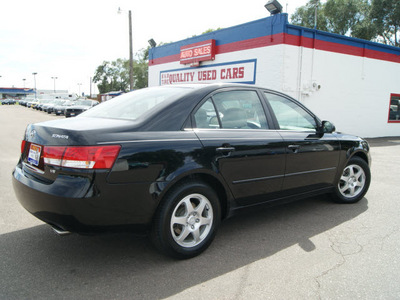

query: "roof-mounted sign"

left=180, top=39, right=216, bottom=66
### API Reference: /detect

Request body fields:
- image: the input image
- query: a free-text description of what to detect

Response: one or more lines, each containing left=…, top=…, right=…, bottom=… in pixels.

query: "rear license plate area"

left=27, top=144, right=42, bottom=166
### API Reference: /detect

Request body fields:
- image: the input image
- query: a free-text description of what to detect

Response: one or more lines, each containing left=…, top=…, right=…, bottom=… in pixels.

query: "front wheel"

left=151, top=180, right=221, bottom=259
left=333, top=156, right=371, bottom=203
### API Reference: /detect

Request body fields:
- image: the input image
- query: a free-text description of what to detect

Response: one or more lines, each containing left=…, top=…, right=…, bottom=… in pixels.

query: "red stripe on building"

left=149, top=33, right=400, bottom=66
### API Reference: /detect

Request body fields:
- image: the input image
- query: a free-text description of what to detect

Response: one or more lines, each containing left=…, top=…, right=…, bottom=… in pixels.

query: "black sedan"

left=12, top=84, right=371, bottom=259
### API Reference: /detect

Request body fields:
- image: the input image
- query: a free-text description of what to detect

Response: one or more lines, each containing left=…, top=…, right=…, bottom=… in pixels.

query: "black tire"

left=151, top=180, right=221, bottom=259
left=333, top=156, right=371, bottom=203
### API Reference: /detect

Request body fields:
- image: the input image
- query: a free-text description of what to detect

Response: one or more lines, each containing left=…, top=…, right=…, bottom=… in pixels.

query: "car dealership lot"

left=1, top=105, right=400, bottom=299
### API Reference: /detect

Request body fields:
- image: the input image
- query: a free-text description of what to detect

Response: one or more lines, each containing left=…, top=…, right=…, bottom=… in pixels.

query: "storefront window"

left=388, top=94, right=400, bottom=123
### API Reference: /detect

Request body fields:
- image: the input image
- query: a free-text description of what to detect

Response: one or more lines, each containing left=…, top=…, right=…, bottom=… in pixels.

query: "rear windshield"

left=79, top=87, right=192, bottom=121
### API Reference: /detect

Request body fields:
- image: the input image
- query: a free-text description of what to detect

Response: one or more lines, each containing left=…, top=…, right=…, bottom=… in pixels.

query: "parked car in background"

left=1, top=99, right=16, bottom=105
left=53, top=100, right=74, bottom=116
left=45, top=100, right=63, bottom=114
left=65, top=99, right=98, bottom=117
left=42, top=100, right=56, bottom=113
left=36, top=99, right=54, bottom=111
left=28, top=99, right=40, bottom=109
left=12, top=84, right=371, bottom=259
left=19, top=99, right=28, bottom=106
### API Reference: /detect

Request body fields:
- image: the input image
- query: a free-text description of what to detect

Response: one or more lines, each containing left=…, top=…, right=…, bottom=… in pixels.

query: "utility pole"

left=118, top=7, right=134, bottom=91
left=51, top=76, right=58, bottom=93
left=32, top=72, right=38, bottom=99
left=128, top=10, right=134, bottom=91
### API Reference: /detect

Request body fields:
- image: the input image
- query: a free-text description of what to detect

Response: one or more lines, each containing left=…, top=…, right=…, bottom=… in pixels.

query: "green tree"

left=324, top=0, right=377, bottom=40
left=350, top=0, right=377, bottom=41
left=370, top=0, right=400, bottom=46
left=201, top=28, right=223, bottom=34
left=291, top=0, right=328, bottom=31
left=93, top=58, right=129, bottom=94
left=93, top=48, right=150, bottom=94
left=132, top=48, right=149, bottom=89
left=324, top=0, right=363, bottom=35
left=291, top=0, right=399, bottom=46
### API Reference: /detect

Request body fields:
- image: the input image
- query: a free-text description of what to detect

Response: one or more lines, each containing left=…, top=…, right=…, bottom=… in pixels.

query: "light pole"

left=118, top=7, right=134, bottom=91
left=77, top=83, right=82, bottom=97
left=32, top=72, right=37, bottom=99
left=314, top=2, right=318, bottom=30
left=23, top=78, right=26, bottom=88
left=51, top=76, right=58, bottom=93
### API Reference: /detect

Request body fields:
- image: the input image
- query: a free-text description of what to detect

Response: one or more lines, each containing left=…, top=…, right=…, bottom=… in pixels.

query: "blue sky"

left=0, top=0, right=308, bottom=94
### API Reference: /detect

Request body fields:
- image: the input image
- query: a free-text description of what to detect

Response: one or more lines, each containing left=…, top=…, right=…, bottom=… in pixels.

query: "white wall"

left=282, top=44, right=400, bottom=137
left=149, top=43, right=400, bottom=138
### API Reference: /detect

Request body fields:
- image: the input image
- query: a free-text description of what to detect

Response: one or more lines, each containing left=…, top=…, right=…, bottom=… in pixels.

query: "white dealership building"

left=148, top=14, right=400, bottom=138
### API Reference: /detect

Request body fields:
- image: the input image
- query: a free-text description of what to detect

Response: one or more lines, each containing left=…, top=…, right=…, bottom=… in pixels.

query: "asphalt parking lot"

left=1, top=105, right=400, bottom=299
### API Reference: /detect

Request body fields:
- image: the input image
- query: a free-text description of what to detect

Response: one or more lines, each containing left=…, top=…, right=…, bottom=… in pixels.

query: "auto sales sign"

left=180, top=40, right=216, bottom=65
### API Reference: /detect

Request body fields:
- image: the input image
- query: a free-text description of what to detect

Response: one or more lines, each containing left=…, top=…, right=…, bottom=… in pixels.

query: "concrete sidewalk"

left=365, top=136, right=400, bottom=147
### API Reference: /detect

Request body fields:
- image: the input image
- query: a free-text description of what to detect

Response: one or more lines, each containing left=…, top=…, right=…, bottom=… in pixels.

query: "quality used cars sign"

left=160, top=59, right=256, bottom=85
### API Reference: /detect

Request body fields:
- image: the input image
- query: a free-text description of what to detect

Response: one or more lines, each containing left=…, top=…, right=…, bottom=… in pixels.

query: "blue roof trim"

left=150, top=13, right=400, bottom=63
left=0, top=88, right=35, bottom=94
left=286, top=25, right=400, bottom=56
left=149, top=14, right=289, bottom=60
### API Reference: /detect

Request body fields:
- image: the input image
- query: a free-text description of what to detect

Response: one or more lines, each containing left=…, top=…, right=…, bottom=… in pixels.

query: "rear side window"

left=265, top=92, right=317, bottom=131
left=194, top=90, right=268, bottom=129
left=194, top=99, right=220, bottom=129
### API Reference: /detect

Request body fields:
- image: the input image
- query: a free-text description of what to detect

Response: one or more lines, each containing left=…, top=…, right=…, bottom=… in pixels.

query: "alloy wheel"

left=338, top=164, right=366, bottom=198
left=170, top=193, right=213, bottom=248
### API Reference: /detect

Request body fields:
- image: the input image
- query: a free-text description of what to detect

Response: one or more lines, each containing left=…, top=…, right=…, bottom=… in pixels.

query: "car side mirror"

left=319, top=120, right=336, bottom=134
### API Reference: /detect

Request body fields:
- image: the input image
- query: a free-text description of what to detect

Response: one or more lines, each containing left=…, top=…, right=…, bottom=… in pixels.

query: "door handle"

left=216, top=146, right=235, bottom=153
left=288, top=145, right=300, bottom=153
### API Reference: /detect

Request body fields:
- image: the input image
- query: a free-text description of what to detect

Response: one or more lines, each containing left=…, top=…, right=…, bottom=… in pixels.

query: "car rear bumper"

left=12, top=165, right=156, bottom=233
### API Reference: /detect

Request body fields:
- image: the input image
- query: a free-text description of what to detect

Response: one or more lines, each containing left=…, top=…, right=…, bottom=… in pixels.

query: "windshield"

left=62, top=100, right=73, bottom=106
left=80, top=86, right=193, bottom=121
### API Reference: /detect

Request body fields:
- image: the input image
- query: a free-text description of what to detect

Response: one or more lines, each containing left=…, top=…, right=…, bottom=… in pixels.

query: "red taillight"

left=43, top=146, right=65, bottom=166
left=43, top=145, right=121, bottom=169
left=21, top=140, right=27, bottom=154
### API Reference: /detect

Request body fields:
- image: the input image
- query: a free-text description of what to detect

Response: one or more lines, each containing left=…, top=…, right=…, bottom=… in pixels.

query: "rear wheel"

left=151, top=180, right=221, bottom=259
left=333, top=156, right=370, bottom=203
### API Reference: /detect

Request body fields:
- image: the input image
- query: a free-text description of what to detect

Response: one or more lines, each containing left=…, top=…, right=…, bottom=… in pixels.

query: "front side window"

left=265, top=93, right=317, bottom=131
left=388, top=94, right=400, bottom=123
